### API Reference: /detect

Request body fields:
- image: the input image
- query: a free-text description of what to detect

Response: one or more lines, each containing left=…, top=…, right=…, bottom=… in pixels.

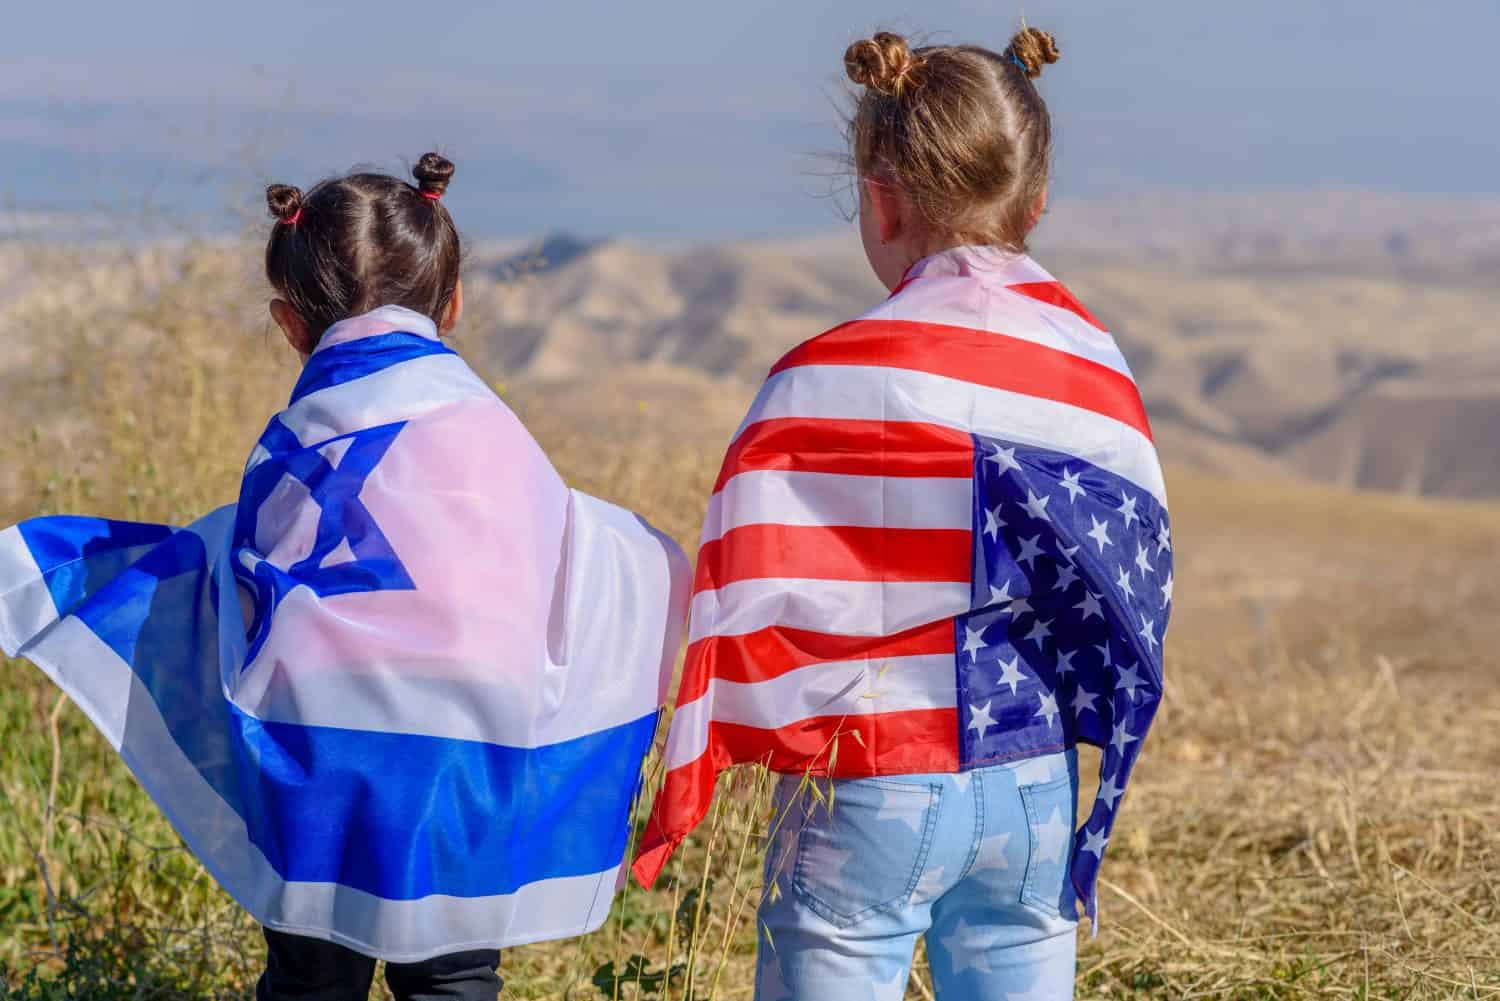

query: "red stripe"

left=694, top=524, right=970, bottom=594
left=715, top=418, right=974, bottom=493
left=633, top=707, right=959, bottom=888
left=768, top=320, right=1151, bottom=440
left=674, top=620, right=956, bottom=705
left=1007, top=280, right=1106, bottom=331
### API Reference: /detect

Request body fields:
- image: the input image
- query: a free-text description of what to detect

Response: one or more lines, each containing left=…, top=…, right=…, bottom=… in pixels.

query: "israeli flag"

left=0, top=306, right=691, bottom=962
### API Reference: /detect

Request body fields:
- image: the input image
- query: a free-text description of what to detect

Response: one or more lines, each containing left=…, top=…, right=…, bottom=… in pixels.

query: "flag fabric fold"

left=0, top=305, right=691, bottom=962
left=633, top=247, right=1172, bottom=923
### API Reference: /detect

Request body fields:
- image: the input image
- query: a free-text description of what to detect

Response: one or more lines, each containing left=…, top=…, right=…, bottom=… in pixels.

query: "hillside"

left=459, top=196, right=1500, bottom=499
left=2, top=193, right=1498, bottom=499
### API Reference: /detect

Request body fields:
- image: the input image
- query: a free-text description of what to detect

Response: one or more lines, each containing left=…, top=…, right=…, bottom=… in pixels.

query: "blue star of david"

left=232, top=417, right=415, bottom=664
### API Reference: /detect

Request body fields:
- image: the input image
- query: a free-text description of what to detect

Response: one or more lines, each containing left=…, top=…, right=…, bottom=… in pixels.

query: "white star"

left=1060, top=543, right=1080, bottom=562
left=1059, top=467, right=1085, bottom=503
left=1007, top=596, right=1033, bottom=619
left=1023, top=490, right=1052, bottom=522
left=968, top=701, right=997, bottom=736
left=1053, top=562, right=1079, bottom=591
left=1095, top=640, right=1113, bottom=666
left=1156, top=520, right=1172, bottom=555
left=985, top=445, right=1022, bottom=475
left=874, top=783, right=929, bottom=835
left=963, top=623, right=987, bottom=658
left=1081, top=826, right=1110, bottom=859
left=1055, top=648, right=1077, bottom=678
left=1011, top=756, right=1060, bottom=784
left=1134, top=542, right=1155, bottom=579
left=940, top=917, right=995, bottom=975
left=1071, top=684, right=1099, bottom=715
left=983, top=505, right=1004, bottom=541
left=1138, top=615, right=1159, bottom=653
left=1115, top=565, right=1136, bottom=599
left=1024, top=617, right=1052, bottom=648
left=1118, top=492, right=1139, bottom=528
left=969, top=831, right=1013, bottom=876
left=1017, top=534, right=1046, bottom=569
left=1035, top=691, right=1060, bottom=729
left=1160, top=572, right=1174, bottom=608
left=1032, top=807, right=1070, bottom=864
left=988, top=578, right=1014, bottom=607
left=873, top=962, right=908, bottom=1001
left=1116, top=663, right=1143, bottom=701
left=997, top=655, right=1027, bottom=695
left=1076, top=590, right=1105, bottom=621
left=1096, top=775, right=1124, bottom=810
left=1110, top=720, right=1140, bottom=756
left=1086, top=515, right=1112, bottom=553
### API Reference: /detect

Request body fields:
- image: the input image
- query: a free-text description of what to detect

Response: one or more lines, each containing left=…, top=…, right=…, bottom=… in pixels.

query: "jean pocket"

left=790, top=777, right=938, bottom=928
left=1018, top=775, right=1077, bottom=919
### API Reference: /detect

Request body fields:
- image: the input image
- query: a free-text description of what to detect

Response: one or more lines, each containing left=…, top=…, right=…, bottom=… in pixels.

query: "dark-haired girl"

left=0, top=153, right=688, bottom=1001
left=635, top=27, right=1172, bottom=1001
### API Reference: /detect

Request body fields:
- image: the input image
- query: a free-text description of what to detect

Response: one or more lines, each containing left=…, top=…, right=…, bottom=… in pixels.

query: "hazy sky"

left=3, top=1, right=1497, bottom=237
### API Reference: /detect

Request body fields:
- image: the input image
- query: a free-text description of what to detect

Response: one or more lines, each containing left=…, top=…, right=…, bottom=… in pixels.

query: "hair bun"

left=413, top=152, right=456, bottom=197
left=266, top=184, right=303, bottom=223
left=1005, top=27, right=1061, bottom=79
left=845, top=31, right=924, bottom=97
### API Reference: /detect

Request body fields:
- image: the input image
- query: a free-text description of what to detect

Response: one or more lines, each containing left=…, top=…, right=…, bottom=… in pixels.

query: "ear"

left=439, top=278, right=464, bottom=334
left=1028, top=185, right=1049, bottom=232
left=270, top=299, right=316, bottom=358
left=863, top=175, right=908, bottom=245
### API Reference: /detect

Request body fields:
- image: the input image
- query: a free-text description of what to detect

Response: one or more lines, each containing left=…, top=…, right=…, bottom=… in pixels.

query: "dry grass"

left=1, top=240, right=1497, bottom=999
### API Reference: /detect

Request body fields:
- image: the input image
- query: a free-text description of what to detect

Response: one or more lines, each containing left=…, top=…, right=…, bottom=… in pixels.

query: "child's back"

left=0, top=154, right=690, bottom=1000
left=636, top=28, right=1172, bottom=1001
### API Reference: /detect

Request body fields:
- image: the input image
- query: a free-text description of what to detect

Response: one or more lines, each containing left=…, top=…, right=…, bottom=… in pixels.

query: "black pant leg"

left=257, top=927, right=379, bottom=1001
left=384, top=949, right=503, bottom=1001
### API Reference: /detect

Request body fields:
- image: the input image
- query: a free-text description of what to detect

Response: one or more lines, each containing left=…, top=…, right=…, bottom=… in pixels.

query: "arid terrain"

left=5, top=194, right=1500, bottom=502
left=1, top=194, right=1498, bottom=998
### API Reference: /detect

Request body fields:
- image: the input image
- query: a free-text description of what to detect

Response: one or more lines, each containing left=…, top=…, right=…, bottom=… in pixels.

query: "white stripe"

left=861, top=251, right=1134, bottom=378
left=19, top=610, right=623, bottom=962
left=663, top=654, right=957, bottom=770
left=278, top=352, right=496, bottom=447
left=733, top=364, right=1167, bottom=504
left=0, top=525, right=56, bottom=657
left=234, top=491, right=685, bottom=748
left=688, top=577, right=969, bottom=644
left=702, top=471, right=971, bottom=544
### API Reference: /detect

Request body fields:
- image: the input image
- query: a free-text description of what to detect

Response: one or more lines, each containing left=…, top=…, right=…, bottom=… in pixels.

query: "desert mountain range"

left=3, top=194, right=1498, bottom=500
left=457, top=194, right=1500, bottom=501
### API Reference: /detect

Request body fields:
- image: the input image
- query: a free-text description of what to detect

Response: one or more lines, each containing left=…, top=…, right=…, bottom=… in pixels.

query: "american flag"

left=632, top=248, right=1171, bottom=920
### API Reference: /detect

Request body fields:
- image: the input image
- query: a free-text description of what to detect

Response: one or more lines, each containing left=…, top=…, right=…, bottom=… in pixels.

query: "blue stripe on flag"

left=17, top=518, right=176, bottom=620
left=230, top=707, right=656, bottom=899
left=32, top=518, right=651, bottom=901
left=290, top=332, right=455, bottom=405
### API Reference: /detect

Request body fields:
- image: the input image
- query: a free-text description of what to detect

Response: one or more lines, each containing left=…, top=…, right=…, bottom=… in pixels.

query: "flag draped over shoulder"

left=0, top=306, right=691, bottom=962
left=633, top=248, right=1172, bottom=922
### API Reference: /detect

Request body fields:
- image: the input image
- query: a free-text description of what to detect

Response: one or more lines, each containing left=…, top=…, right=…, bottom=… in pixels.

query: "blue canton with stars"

left=232, top=415, right=416, bottom=666
left=955, top=433, right=1172, bottom=917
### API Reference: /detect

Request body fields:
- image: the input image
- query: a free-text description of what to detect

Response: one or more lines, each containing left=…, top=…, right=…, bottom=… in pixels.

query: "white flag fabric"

left=0, top=305, right=690, bottom=962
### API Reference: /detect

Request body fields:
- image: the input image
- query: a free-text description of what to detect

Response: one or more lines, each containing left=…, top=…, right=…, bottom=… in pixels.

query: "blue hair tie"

left=1007, top=52, right=1030, bottom=76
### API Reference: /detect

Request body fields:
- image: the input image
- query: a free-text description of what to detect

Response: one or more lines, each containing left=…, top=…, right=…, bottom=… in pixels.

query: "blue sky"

left=2, top=1, right=1497, bottom=237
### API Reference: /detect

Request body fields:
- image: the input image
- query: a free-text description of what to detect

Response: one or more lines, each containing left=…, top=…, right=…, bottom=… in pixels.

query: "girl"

left=0, top=155, right=688, bottom=1000
left=635, top=28, right=1173, bottom=1001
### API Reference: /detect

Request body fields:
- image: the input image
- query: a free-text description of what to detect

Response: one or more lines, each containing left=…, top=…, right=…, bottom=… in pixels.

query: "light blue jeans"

left=755, top=750, right=1079, bottom=1001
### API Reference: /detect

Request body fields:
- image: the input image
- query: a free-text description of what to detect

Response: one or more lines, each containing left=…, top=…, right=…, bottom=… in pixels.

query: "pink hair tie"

left=420, top=190, right=442, bottom=201
left=284, top=208, right=303, bottom=226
